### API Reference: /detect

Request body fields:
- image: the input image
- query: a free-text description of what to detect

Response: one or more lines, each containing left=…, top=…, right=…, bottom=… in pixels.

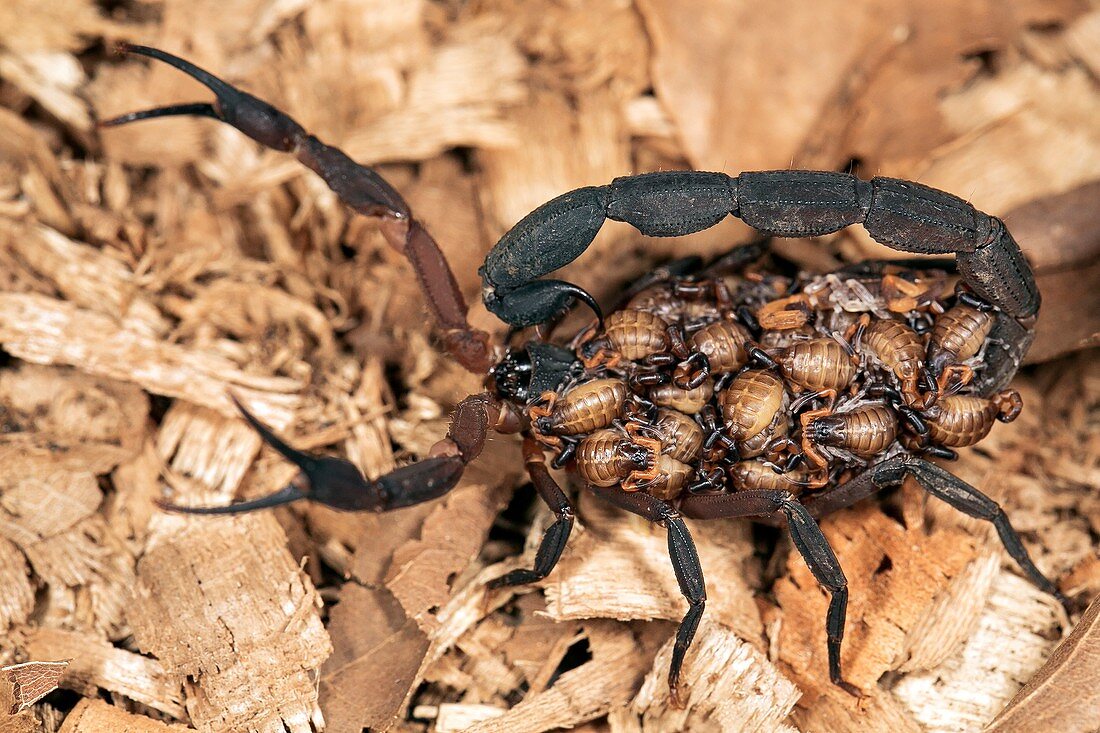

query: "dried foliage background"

left=1, top=1, right=1098, bottom=732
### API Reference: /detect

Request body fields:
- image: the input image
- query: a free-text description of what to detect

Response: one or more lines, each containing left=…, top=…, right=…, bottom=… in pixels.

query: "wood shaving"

left=0, top=1, right=1096, bottom=730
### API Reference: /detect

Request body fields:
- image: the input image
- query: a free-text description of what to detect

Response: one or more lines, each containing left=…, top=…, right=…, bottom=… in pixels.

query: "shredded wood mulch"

left=1, top=1, right=1098, bottom=732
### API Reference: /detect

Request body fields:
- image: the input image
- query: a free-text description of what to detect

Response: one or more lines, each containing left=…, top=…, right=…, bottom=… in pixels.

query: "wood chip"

left=24, top=627, right=184, bottom=719
left=621, top=617, right=801, bottom=733
left=459, top=621, right=649, bottom=733
left=891, top=570, right=1064, bottom=731
left=128, top=515, right=330, bottom=732
left=987, top=591, right=1100, bottom=733
left=0, top=293, right=301, bottom=429
left=57, top=699, right=192, bottom=733
left=0, top=537, right=34, bottom=632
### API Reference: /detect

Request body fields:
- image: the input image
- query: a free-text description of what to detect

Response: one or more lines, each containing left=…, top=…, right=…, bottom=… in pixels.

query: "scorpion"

left=104, top=45, right=1066, bottom=704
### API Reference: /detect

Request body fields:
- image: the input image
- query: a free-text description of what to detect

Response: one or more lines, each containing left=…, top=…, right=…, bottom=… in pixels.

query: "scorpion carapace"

left=108, top=46, right=1064, bottom=706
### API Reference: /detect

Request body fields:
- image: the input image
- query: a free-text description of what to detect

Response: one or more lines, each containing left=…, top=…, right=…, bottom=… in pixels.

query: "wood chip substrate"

left=1, top=1, right=1098, bottom=731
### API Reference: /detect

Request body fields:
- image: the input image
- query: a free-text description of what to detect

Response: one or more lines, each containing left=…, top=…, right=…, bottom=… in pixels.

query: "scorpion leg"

left=590, top=485, right=705, bottom=707
left=489, top=438, right=575, bottom=588
left=158, top=393, right=513, bottom=514
left=799, top=457, right=1067, bottom=607
left=100, top=45, right=493, bottom=373
left=679, top=490, right=860, bottom=697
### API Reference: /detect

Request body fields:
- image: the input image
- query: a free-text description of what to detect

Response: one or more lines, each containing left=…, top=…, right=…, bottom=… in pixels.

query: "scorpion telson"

left=109, top=46, right=1063, bottom=705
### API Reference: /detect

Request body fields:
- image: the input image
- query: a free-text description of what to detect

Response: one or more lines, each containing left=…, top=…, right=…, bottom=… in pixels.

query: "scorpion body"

left=535, top=378, right=628, bottom=436
left=777, top=338, right=859, bottom=394
left=653, top=408, right=705, bottom=463
left=926, top=391, right=1023, bottom=447
left=601, top=309, right=670, bottom=362
left=112, top=46, right=1064, bottom=707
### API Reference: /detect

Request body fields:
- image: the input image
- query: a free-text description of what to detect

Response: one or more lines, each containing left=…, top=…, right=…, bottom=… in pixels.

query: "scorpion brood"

left=105, top=46, right=1066, bottom=704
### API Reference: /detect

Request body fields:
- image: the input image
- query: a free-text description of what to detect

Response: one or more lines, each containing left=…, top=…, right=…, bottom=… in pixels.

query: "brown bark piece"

left=892, top=570, right=1064, bottom=732
left=791, top=688, right=923, bottom=733
left=387, top=479, right=514, bottom=632
left=128, top=515, right=330, bottom=732
left=1002, top=182, right=1100, bottom=363
left=24, top=627, right=184, bottom=718
left=774, top=500, right=983, bottom=697
left=57, top=699, right=192, bottom=733
left=987, top=591, right=1100, bottom=733
left=621, top=617, right=801, bottom=733
left=541, top=492, right=763, bottom=644
left=0, top=294, right=301, bottom=429
left=320, top=581, right=432, bottom=733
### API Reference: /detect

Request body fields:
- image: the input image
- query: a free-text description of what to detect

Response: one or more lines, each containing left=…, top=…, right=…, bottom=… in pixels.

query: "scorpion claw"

left=228, top=393, right=319, bottom=472
left=156, top=484, right=307, bottom=515
left=99, top=102, right=219, bottom=127
left=102, top=44, right=308, bottom=153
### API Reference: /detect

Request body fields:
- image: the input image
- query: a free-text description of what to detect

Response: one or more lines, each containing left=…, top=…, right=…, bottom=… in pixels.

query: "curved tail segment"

left=480, top=170, right=1039, bottom=392
left=100, top=44, right=494, bottom=374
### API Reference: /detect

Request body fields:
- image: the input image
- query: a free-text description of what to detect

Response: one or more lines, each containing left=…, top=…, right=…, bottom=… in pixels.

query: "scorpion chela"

left=105, top=45, right=1066, bottom=703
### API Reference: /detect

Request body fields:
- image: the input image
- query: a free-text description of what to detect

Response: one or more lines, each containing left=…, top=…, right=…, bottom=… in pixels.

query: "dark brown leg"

left=488, top=438, right=574, bottom=588
left=100, top=45, right=493, bottom=373
left=799, top=457, right=1067, bottom=607
left=590, top=485, right=705, bottom=706
left=679, top=490, right=860, bottom=697
left=157, top=392, right=508, bottom=514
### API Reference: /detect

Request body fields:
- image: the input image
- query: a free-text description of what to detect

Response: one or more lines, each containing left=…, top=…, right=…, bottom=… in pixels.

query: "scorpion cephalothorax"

left=109, top=45, right=1064, bottom=706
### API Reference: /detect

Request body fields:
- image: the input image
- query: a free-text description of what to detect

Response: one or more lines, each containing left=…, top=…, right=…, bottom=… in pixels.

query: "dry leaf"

left=3, top=660, right=69, bottom=714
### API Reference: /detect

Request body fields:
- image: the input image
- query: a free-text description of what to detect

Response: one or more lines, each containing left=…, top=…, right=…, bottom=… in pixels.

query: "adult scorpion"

left=103, top=45, right=1065, bottom=703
